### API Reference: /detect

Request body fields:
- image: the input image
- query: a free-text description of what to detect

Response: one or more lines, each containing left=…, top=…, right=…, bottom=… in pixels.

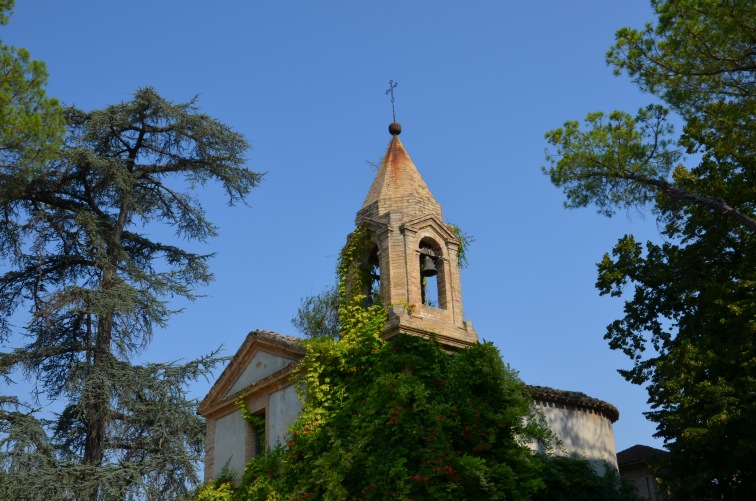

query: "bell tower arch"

left=353, top=124, right=477, bottom=350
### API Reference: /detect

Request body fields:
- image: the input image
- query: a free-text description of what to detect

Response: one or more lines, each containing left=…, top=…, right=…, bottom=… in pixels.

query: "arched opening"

left=362, top=243, right=381, bottom=307
left=419, top=239, right=445, bottom=309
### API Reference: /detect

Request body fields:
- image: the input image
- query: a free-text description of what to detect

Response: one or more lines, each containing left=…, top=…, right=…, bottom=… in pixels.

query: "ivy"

left=446, top=222, right=475, bottom=269
left=336, top=223, right=376, bottom=315
left=237, top=396, right=265, bottom=451
left=200, top=225, right=637, bottom=500
left=194, top=481, right=235, bottom=501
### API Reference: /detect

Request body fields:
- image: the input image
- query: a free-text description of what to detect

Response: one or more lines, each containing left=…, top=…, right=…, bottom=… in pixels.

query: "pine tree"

left=0, top=0, right=64, bottom=176
left=0, top=86, right=261, bottom=499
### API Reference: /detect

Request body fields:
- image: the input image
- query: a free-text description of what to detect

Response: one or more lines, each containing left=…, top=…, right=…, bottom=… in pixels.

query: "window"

left=419, top=239, right=444, bottom=309
left=362, top=244, right=380, bottom=307
left=245, top=411, right=265, bottom=458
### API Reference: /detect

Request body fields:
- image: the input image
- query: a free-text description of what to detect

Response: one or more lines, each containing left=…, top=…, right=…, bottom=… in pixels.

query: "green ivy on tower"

left=195, top=226, right=638, bottom=501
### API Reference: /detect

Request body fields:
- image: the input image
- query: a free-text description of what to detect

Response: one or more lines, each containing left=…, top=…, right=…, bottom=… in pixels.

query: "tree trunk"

left=81, top=187, right=129, bottom=501
left=80, top=311, right=113, bottom=501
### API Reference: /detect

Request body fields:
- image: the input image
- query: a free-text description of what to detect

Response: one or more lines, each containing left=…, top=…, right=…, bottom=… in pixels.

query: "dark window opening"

left=362, top=245, right=380, bottom=307
left=419, top=241, right=440, bottom=307
left=248, top=411, right=265, bottom=458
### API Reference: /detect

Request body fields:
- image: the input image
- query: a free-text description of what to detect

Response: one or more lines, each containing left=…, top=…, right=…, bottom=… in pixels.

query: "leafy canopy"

left=0, top=85, right=261, bottom=500
left=0, top=0, right=65, bottom=176
left=544, top=1, right=756, bottom=498
left=291, top=285, right=340, bottom=340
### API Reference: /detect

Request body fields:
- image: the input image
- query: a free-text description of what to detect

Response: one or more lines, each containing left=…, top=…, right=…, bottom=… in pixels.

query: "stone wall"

left=530, top=397, right=619, bottom=473
left=211, top=410, right=248, bottom=481
left=268, top=385, right=302, bottom=448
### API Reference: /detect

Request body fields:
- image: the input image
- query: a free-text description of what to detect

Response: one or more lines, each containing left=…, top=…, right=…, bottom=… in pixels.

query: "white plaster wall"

left=213, top=410, right=248, bottom=480
left=268, top=385, right=302, bottom=448
left=225, top=351, right=294, bottom=396
left=532, top=402, right=618, bottom=473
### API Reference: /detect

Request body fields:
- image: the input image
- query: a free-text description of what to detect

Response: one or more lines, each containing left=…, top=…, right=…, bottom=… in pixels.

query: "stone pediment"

left=197, top=330, right=304, bottom=417
left=401, top=214, right=458, bottom=246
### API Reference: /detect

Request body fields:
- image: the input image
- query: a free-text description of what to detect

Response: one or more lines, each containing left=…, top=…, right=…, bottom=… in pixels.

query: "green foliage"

left=291, top=286, right=340, bottom=339
left=238, top=331, right=555, bottom=500
left=446, top=222, right=475, bottom=269
left=192, top=463, right=237, bottom=501
left=336, top=224, right=375, bottom=312
left=195, top=481, right=235, bottom=501
left=0, top=1, right=13, bottom=25
left=237, top=397, right=266, bottom=451
left=232, top=226, right=574, bottom=500
left=607, top=0, right=755, bottom=120
left=544, top=1, right=756, bottom=497
left=0, top=1, right=65, bottom=176
left=1, top=355, right=222, bottom=500
left=544, top=0, right=756, bottom=233
left=0, top=88, right=261, bottom=499
left=544, top=105, right=680, bottom=216
left=534, top=455, right=641, bottom=501
left=597, top=226, right=756, bottom=498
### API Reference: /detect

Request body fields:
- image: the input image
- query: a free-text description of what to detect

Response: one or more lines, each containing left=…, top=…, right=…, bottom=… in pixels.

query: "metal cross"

left=385, top=80, right=398, bottom=122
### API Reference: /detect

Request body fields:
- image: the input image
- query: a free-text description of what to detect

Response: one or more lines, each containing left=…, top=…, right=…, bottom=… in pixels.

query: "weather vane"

left=385, top=80, right=398, bottom=122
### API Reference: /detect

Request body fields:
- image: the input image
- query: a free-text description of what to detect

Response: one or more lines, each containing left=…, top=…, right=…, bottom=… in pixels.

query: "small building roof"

left=617, top=444, right=667, bottom=467
left=197, top=330, right=304, bottom=417
left=528, top=384, right=620, bottom=422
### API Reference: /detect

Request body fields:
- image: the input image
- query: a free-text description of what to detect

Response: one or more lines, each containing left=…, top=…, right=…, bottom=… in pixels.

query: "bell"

left=421, top=255, right=437, bottom=277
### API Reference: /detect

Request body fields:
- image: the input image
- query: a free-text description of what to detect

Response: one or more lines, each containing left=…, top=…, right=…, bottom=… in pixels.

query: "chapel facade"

left=198, top=124, right=620, bottom=483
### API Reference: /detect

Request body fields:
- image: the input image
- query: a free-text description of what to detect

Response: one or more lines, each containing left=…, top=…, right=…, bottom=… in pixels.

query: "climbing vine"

left=225, top=225, right=550, bottom=500
left=446, top=222, right=475, bottom=269
left=336, top=223, right=376, bottom=314
left=236, top=396, right=266, bottom=451
left=195, top=224, right=640, bottom=500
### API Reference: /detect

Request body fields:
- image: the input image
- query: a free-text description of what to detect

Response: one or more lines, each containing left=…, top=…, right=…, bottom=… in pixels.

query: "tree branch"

left=619, top=172, right=756, bottom=232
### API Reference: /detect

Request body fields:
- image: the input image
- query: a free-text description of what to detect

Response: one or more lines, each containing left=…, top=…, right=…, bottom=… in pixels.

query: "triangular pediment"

left=198, top=330, right=304, bottom=416
left=401, top=214, right=457, bottom=243
left=223, top=349, right=293, bottom=396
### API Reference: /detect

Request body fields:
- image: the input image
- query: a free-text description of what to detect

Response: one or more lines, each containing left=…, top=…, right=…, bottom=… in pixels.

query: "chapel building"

left=198, top=124, right=620, bottom=483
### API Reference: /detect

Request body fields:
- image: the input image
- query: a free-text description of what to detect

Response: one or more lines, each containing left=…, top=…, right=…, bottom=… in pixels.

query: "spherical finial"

left=389, top=122, right=402, bottom=135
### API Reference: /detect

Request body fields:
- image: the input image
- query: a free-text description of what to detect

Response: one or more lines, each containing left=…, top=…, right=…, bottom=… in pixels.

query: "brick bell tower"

left=354, top=122, right=478, bottom=350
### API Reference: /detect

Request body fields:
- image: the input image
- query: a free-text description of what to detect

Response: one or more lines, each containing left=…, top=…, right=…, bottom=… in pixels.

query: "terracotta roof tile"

left=527, top=384, right=620, bottom=422
left=617, top=444, right=667, bottom=466
left=197, top=330, right=304, bottom=415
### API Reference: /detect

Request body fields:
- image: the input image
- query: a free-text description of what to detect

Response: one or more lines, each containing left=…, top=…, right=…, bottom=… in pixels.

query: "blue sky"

left=4, top=1, right=669, bottom=452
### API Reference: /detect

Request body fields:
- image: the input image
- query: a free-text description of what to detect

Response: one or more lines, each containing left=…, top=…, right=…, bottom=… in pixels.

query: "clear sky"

left=4, top=1, right=669, bottom=452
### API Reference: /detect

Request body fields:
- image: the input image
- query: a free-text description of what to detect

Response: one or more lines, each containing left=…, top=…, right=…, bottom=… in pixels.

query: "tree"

left=0, top=0, right=65, bottom=175
left=544, top=1, right=756, bottom=498
left=0, top=86, right=261, bottom=500
left=291, top=285, right=340, bottom=339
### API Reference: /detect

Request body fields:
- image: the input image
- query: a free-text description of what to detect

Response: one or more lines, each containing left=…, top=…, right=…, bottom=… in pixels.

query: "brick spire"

left=353, top=128, right=478, bottom=351
left=359, top=135, right=442, bottom=223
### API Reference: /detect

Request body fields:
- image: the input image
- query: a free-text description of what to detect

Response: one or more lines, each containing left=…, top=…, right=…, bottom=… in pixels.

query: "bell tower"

left=353, top=123, right=477, bottom=350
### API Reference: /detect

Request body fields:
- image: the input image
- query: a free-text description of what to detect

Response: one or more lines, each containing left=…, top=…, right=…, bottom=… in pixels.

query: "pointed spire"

left=359, top=131, right=441, bottom=222
left=353, top=123, right=478, bottom=350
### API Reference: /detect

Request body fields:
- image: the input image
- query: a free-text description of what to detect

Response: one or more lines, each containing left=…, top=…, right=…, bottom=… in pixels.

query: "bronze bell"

left=421, top=255, right=437, bottom=277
